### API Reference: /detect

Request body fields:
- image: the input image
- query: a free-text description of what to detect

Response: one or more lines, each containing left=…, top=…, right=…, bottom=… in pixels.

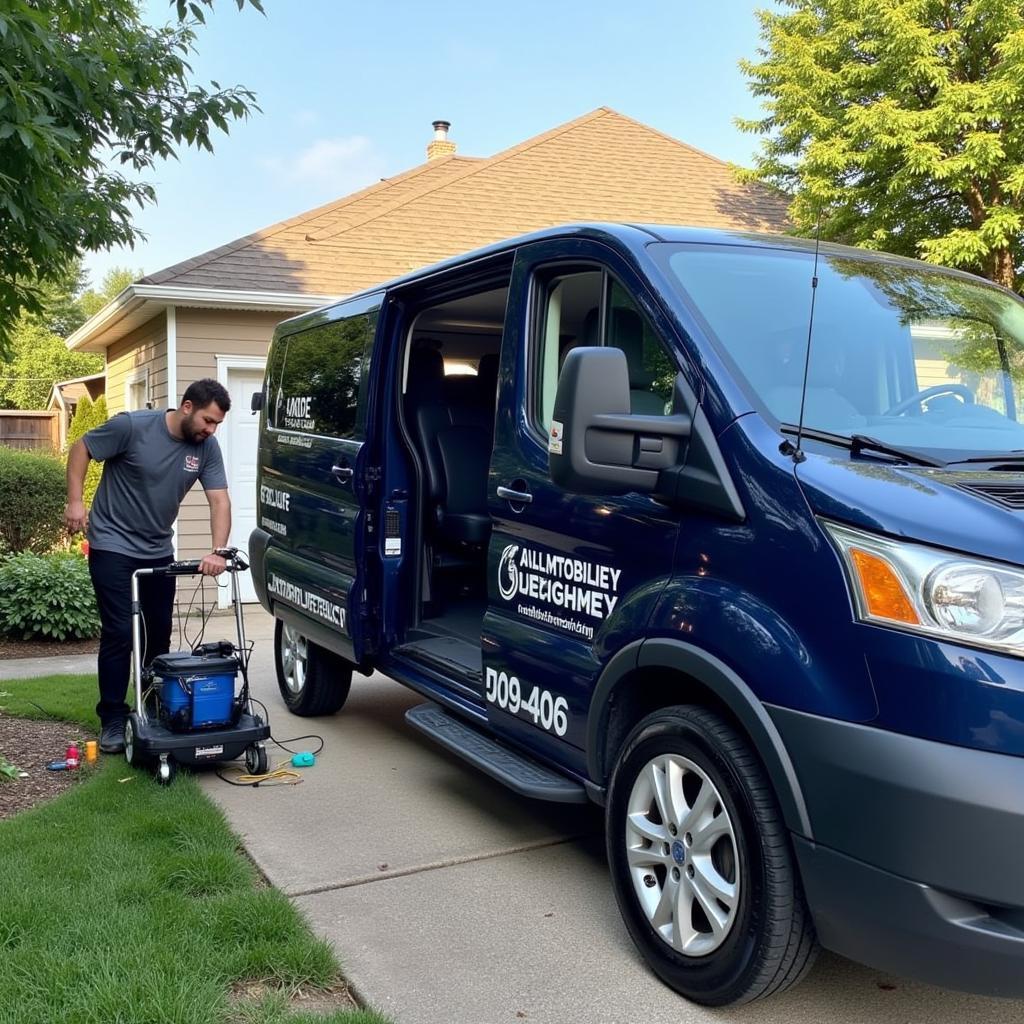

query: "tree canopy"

left=0, top=260, right=138, bottom=410
left=0, top=0, right=262, bottom=356
left=739, top=1, right=1024, bottom=291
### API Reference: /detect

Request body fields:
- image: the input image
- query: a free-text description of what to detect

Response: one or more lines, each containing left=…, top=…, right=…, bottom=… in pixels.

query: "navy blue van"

left=250, top=224, right=1024, bottom=1005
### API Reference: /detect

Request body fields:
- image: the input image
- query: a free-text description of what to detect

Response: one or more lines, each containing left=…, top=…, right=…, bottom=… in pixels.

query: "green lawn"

left=0, top=674, right=386, bottom=1024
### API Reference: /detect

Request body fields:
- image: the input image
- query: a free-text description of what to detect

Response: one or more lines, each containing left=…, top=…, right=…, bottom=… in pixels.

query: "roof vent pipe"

left=426, top=120, right=457, bottom=161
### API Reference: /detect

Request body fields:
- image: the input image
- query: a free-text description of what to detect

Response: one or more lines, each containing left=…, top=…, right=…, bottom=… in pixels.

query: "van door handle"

left=497, top=485, right=532, bottom=504
left=330, top=464, right=354, bottom=483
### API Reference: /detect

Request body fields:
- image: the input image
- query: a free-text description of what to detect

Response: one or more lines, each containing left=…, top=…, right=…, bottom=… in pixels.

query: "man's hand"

left=200, top=551, right=227, bottom=576
left=64, top=500, right=88, bottom=533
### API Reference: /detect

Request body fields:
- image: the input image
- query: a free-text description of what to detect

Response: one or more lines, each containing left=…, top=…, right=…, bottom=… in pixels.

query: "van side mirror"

left=548, top=347, right=690, bottom=495
left=547, top=347, right=746, bottom=521
left=251, top=390, right=264, bottom=413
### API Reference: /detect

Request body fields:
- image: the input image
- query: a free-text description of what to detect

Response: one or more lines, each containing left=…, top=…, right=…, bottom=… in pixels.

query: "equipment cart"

left=124, top=547, right=270, bottom=784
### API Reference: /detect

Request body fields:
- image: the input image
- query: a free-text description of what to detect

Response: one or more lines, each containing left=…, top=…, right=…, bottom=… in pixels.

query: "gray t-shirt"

left=84, top=410, right=228, bottom=558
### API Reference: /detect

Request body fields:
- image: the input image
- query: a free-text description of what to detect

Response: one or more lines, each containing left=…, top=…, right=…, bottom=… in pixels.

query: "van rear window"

left=270, top=298, right=380, bottom=439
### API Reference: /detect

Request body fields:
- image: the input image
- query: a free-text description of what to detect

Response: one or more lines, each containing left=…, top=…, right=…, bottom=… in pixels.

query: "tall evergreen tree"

left=739, top=1, right=1024, bottom=291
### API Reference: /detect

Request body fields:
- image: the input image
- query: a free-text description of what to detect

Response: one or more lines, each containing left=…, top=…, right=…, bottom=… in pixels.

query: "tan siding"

left=174, top=309, right=287, bottom=388
left=178, top=489, right=214, bottom=560
left=106, top=317, right=168, bottom=414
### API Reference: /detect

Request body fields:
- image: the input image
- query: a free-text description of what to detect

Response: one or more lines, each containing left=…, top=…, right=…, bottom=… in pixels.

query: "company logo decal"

left=267, top=573, right=346, bottom=631
left=184, top=454, right=200, bottom=472
left=497, top=543, right=621, bottom=641
left=282, top=395, right=316, bottom=431
left=260, top=485, right=290, bottom=512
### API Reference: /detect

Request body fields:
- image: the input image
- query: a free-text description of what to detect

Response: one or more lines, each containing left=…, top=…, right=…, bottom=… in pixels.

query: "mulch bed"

left=0, top=715, right=96, bottom=820
left=0, top=636, right=99, bottom=661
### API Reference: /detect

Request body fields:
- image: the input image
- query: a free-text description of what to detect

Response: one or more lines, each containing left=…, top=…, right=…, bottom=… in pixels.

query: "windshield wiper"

left=848, top=434, right=946, bottom=467
left=781, top=427, right=946, bottom=466
left=944, top=451, right=1024, bottom=467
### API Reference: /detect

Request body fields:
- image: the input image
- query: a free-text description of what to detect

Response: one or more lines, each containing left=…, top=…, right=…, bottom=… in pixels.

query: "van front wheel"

left=606, top=706, right=817, bottom=1006
left=274, top=620, right=352, bottom=716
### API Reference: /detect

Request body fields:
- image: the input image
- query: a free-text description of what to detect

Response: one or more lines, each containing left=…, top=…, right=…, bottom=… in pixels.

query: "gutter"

left=67, top=284, right=340, bottom=352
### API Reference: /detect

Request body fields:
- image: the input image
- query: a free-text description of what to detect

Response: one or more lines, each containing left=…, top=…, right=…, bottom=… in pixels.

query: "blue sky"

left=85, top=0, right=774, bottom=288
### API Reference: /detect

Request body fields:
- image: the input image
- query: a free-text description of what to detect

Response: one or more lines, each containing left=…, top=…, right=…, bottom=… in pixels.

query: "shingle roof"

left=143, top=108, right=789, bottom=295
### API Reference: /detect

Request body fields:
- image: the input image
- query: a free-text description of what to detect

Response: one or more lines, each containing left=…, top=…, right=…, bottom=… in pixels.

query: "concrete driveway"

left=200, top=609, right=1024, bottom=1024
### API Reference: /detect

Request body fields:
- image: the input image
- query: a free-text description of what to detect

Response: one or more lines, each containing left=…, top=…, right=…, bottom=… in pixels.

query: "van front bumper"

left=770, top=705, right=1024, bottom=997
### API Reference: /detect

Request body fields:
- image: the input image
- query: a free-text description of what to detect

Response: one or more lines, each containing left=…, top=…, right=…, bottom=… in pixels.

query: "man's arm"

left=64, top=439, right=91, bottom=532
left=200, top=488, right=231, bottom=576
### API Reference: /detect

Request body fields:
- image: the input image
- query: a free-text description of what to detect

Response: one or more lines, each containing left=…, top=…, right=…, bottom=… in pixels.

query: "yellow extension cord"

left=220, top=757, right=305, bottom=786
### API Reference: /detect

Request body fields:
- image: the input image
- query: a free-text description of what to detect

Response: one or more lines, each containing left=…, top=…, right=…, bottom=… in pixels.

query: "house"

left=66, top=107, right=789, bottom=602
left=48, top=372, right=106, bottom=449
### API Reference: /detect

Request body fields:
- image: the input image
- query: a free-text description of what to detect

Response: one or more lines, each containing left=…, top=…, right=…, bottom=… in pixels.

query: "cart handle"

left=141, top=548, right=250, bottom=577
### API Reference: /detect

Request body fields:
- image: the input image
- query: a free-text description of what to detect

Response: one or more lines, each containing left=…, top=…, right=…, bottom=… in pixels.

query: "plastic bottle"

left=85, top=740, right=98, bottom=763
left=66, top=744, right=80, bottom=770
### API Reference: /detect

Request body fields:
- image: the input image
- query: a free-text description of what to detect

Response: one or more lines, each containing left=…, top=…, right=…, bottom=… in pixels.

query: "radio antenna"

left=791, top=207, right=824, bottom=463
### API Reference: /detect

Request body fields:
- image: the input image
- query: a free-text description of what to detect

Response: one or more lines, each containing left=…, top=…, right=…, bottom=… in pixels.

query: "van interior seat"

left=436, top=427, right=492, bottom=545
left=405, top=347, right=450, bottom=516
left=405, top=345, right=494, bottom=551
left=446, top=352, right=500, bottom=431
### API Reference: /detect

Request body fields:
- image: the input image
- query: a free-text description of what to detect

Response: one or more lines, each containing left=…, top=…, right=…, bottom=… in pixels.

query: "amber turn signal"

left=850, top=548, right=919, bottom=624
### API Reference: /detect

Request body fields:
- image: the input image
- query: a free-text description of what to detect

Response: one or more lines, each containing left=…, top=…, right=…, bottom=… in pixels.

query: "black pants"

left=89, top=548, right=176, bottom=725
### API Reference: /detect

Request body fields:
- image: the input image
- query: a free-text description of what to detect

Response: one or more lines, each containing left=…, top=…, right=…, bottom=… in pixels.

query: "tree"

left=738, top=1, right=1024, bottom=291
left=66, top=393, right=108, bottom=505
left=0, top=0, right=263, bottom=356
left=0, top=320, right=102, bottom=409
left=78, top=266, right=144, bottom=320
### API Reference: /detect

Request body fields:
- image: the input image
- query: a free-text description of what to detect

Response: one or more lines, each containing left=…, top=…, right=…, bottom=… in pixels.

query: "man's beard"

left=181, top=415, right=206, bottom=443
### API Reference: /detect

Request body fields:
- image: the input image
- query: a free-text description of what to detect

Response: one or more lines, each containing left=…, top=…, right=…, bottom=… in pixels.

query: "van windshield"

left=657, top=243, right=1024, bottom=456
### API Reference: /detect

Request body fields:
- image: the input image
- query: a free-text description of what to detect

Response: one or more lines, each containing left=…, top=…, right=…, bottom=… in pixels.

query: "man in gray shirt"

left=65, top=379, right=232, bottom=753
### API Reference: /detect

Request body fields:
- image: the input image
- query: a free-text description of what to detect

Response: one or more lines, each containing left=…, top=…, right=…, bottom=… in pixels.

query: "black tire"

left=274, top=619, right=352, bottom=716
left=245, top=743, right=268, bottom=775
left=123, top=714, right=141, bottom=767
left=606, top=705, right=817, bottom=1006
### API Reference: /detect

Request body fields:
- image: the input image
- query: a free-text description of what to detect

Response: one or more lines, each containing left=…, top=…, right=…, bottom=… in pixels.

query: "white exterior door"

left=220, top=364, right=265, bottom=604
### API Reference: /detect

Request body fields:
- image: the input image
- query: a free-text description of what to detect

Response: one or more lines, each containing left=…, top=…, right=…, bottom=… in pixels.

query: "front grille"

left=958, top=482, right=1024, bottom=510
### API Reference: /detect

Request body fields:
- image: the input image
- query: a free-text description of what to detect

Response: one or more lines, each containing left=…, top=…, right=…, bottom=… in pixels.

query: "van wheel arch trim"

left=587, top=638, right=812, bottom=839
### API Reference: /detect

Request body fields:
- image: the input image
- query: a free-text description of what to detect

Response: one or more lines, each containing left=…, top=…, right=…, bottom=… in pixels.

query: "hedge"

left=0, top=446, right=66, bottom=554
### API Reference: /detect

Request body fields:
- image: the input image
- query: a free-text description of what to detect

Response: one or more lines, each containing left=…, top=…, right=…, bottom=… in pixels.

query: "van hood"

left=795, top=454, right=1024, bottom=565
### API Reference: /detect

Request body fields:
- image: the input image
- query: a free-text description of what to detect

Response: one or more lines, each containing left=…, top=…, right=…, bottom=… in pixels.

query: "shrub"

left=66, top=394, right=108, bottom=507
left=0, top=447, right=66, bottom=554
left=0, top=552, right=99, bottom=640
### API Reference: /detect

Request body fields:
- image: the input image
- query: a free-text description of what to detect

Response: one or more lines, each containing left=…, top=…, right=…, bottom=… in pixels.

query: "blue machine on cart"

left=124, top=548, right=270, bottom=784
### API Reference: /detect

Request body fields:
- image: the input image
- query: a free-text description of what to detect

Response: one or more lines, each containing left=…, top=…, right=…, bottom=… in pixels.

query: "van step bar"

left=405, top=702, right=588, bottom=804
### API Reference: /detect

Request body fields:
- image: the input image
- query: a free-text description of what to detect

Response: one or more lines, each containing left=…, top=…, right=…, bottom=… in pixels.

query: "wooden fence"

left=0, top=410, right=60, bottom=451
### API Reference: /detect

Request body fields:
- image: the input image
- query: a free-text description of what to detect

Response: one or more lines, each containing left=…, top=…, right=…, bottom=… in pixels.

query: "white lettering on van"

left=267, top=573, right=346, bottom=631
left=282, top=395, right=316, bottom=430
left=497, top=543, right=621, bottom=641
left=260, top=485, right=290, bottom=512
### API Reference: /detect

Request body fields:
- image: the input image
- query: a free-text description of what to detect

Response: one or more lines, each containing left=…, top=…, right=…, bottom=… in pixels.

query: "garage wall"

left=106, top=317, right=168, bottom=415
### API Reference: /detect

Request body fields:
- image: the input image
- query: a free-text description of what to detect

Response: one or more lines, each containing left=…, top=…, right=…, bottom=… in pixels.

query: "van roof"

left=276, top=221, right=992, bottom=334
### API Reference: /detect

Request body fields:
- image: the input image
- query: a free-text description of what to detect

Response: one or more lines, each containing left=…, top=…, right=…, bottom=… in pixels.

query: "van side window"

left=534, top=270, right=675, bottom=432
left=272, top=303, right=378, bottom=439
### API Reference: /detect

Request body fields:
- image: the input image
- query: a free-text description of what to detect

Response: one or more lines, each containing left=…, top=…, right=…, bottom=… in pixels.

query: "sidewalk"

left=6, top=612, right=1024, bottom=1023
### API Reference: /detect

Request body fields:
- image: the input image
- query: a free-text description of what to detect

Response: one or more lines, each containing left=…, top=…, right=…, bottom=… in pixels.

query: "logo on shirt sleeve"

left=184, top=454, right=200, bottom=472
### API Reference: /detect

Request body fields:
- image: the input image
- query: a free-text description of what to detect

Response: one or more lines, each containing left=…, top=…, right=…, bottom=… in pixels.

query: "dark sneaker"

left=99, top=719, right=126, bottom=754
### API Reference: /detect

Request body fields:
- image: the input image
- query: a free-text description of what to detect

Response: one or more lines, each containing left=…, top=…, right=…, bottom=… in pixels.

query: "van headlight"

left=822, top=521, right=1024, bottom=656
